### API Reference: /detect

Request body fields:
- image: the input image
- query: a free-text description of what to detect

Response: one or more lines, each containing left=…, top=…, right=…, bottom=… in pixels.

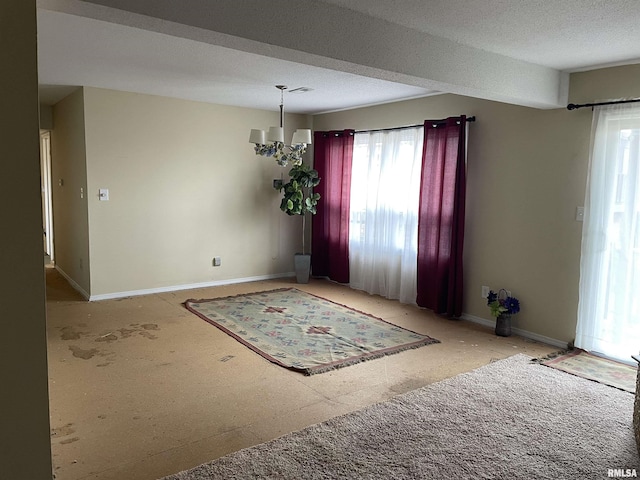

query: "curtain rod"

left=567, top=99, right=640, bottom=110
left=355, top=116, right=475, bottom=134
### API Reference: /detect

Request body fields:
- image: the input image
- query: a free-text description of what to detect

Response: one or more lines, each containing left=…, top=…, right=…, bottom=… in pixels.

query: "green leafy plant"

left=277, top=162, right=321, bottom=254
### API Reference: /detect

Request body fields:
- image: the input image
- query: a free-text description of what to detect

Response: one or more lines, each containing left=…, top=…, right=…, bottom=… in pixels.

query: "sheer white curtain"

left=349, top=127, right=423, bottom=304
left=576, top=104, right=640, bottom=364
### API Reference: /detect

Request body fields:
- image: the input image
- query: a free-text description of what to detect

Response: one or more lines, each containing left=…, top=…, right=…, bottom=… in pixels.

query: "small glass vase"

left=495, top=313, right=512, bottom=337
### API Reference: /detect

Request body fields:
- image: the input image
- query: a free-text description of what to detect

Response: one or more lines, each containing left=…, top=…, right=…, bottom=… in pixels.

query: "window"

left=348, top=127, right=423, bottom=304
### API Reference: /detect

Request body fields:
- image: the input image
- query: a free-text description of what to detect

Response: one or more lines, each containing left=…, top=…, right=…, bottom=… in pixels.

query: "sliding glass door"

left=576, top=104, right=640, bottom=364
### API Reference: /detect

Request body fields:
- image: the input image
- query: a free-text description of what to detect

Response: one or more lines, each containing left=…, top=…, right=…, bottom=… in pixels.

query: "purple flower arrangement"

left=487, top=290, right=520, bottom=317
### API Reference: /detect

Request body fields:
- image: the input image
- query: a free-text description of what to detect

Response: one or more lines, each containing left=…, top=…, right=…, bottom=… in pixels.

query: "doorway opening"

left=40, top=131, right=54, bottom=264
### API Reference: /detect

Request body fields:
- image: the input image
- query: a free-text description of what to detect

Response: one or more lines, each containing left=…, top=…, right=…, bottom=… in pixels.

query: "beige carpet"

left=161, top=355, right=638, bottom=479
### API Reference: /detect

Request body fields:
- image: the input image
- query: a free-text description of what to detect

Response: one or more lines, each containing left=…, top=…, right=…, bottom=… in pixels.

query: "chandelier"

left=249, top=85, right=312, bottom=167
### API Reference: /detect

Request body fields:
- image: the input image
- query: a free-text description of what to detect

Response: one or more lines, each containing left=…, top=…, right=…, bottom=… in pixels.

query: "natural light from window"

left=348, top=127, right=423, bottom=304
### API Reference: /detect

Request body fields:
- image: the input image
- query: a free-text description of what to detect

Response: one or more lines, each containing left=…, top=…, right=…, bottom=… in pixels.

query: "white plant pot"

left=294, top=253, right=311, bottom=284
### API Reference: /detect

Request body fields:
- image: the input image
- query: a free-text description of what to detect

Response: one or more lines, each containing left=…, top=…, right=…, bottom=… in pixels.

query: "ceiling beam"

left=39, top=0, right=568, bottom=109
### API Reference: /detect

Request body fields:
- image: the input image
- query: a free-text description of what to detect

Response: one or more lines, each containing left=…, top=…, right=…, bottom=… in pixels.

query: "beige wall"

left=48, top=65, right=639, bottom=339
left=570, top=64, right=640, bottom=105
left=314, top=92, right=591, bottom=343
left=314, top=65, right=640, bottom=342
left=81, top=87, right=308, bottom=297
left=40, top=103, right=53, bottom=130
left=51, top=88, right=91, bottom=296
left=0, top=1, right=53, bottom=477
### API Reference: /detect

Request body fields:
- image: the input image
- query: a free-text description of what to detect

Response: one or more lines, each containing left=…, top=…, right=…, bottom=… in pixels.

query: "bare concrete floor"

left=46, top=268, right=557, bottom=480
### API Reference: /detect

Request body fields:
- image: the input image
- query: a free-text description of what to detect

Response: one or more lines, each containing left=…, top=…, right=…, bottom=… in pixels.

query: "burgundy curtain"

left=416, top=116, right=467, bottom=316
left=311, top=130, right=354, bottom=283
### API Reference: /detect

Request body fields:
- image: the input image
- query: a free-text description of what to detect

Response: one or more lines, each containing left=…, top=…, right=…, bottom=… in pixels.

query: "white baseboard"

left=54, top=265, right=90, bottom=300
left=49, top=271, right=568, bottom=350
left=460, top=313, right=568, bottom=349
left=88, top=272, right=295, bottom=301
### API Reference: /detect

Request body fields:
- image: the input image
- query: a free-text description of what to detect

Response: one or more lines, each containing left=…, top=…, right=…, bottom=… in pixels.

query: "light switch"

left=99, top=188, right=109, bottom=201
left=575, top=206, right=584, bottom=222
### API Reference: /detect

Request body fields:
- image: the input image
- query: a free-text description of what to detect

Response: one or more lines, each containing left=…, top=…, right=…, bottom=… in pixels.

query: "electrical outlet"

left=481, top=285, right=490, bottom=299
left=505, top=290, right=512, bottom=297
left=213, top=257, right=221, bottom=267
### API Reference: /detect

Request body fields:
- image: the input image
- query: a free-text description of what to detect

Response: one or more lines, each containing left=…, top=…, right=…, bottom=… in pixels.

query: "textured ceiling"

left=37, top=9, right=435, bottom=114
left=37, top=0, right=640, bottom=113
left=321, top=0, right=640, bottom=71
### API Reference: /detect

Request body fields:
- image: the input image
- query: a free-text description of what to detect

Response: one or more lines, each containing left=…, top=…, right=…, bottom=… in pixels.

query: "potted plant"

left=276, top=162, right=321, bottom=283
left=487, top=289, right=520, bottom=337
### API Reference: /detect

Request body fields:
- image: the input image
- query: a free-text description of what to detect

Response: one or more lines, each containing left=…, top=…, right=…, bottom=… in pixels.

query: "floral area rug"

left=537, top=349, right=637, bottom=393
left=183, top=288, right=439, bottom=375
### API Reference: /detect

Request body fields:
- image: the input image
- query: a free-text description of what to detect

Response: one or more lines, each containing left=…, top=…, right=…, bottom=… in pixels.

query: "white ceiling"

left=36, top=9, right=436, bottom=114
left=37, top=0, right=640, bottom=114
left=322, top=0, right=640, bottom=71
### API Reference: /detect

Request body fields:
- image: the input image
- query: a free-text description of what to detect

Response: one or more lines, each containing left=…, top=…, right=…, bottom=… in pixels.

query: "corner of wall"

left=1, top=1, right=53, bottom=477
left=51, top=87, right=91, bottom=296
left=39, top=103, right=53, bottom=130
